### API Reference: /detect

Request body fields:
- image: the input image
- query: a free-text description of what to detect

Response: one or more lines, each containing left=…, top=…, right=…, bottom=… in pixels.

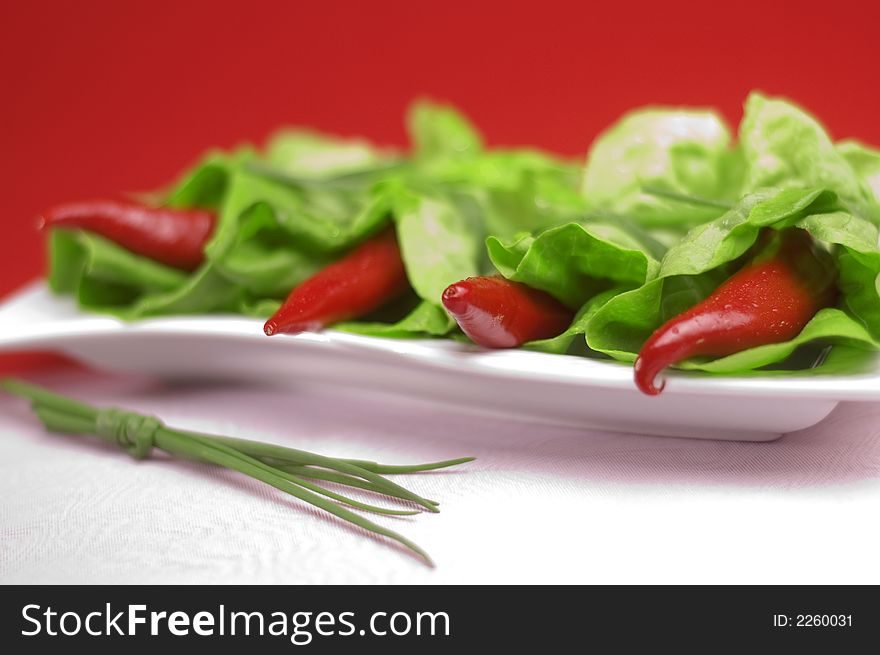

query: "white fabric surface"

left=2, top=369, right=880, bottom=584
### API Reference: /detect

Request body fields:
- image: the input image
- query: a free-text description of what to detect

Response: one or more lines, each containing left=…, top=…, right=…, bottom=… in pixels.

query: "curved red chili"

left=633, top=229, right=838, bottom=395
left=39, top=200, right=216, bottom=271
left=264, top=227, right=409, bottom=336
left=442, top=276, right=574, bottom=348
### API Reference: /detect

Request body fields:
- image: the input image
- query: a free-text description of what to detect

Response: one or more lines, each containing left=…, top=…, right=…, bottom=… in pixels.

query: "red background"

left=2, top=0, right=879, bottom=303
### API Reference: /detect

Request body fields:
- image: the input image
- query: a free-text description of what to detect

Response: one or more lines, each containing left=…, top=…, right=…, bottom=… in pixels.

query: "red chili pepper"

left=441, top=276, right=574, bottom=348
left=39, top=200, right=216, bottom=271
left=633, top=229, right=838, bottom=395
left=264, top=227, right=409, bottom=336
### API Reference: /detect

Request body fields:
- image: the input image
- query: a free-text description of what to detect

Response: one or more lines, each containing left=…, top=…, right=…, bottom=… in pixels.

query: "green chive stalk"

left=2, top=378, right=475, bottom=566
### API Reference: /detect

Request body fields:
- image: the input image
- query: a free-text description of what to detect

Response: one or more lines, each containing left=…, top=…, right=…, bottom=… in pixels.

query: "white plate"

left=1, top=282, right=879, bottom=441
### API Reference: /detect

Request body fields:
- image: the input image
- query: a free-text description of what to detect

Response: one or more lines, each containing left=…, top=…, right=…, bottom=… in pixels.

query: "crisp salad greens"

left=48, top=92, right=880, bottom=375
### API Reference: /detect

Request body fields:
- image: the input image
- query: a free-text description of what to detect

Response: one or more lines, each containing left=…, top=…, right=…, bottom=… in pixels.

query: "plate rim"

left=1, top=281, right=879, bottom=401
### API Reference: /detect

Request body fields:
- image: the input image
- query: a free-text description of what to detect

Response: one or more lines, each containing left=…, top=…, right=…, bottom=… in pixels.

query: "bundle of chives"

left=2, top=378, right=474, bottom=565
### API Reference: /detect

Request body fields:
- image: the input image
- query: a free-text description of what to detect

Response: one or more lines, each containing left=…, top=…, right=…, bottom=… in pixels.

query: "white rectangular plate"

left=2, top=282, right=879, bottom=441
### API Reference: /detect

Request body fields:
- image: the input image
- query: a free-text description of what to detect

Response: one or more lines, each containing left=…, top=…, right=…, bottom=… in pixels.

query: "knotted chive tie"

left=1, top=378, right=475, bottom=565
left=94, top=408, right=160, bottom=460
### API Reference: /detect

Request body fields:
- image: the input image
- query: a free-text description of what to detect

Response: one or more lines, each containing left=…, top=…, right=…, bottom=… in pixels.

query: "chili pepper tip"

left=633, top=355, right=665, bottom=396
left=264, top=318, right=319, bottom=336
left=441, top=282, right=469, bottom=314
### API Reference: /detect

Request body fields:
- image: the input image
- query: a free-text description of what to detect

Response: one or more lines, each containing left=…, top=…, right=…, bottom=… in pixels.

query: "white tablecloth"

left=2, top=369, right=880, bottom=584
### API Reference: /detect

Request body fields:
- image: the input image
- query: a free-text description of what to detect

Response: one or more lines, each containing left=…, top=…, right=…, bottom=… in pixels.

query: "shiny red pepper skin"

left=40, top=200, right=216, bottom=271
left=634, top=229, right=838, bottom=396
left=264, top=227, right=408, bottom=336
left=442, top=276, right=574, bottom=348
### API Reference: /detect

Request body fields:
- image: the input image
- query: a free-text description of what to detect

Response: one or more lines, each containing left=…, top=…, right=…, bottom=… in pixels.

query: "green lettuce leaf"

left=584, top=187, right=880, bottom=371
left=44, top=94, right=880, bottom=371
left=208, top=202, right=333, bottom=298
left=581, top=108, right=741, bottom=227
left=445, top=151, right=587, bottom=241
left=487, top=221, right=661, bottom=308
left=156, top=155, right=395, bottom=317
left=48, top=230, right=188, bottom=311
left=129, top=266, right=243, bottom=318
left=682, top=308, right=877, bottom=373
left=739, top=93, right=878, bottom=222
left=407, top=99, right=483, bottom=161
left=391, top=185, right=483, bottom=303
left=47, top=227, right=244, bottom=319
left=335, top=300, right=456, bottom=339
left=483, top=214, right=665, bottom=354
left=404, top=100, right=584, bottom=242
left=165, top=153, right=236, bottom=209
left=524, top=287, right=624, bottom=355
left=208, top=163, right=389, bottom=259
left=837, top=139, right=880, bottom=215
left=265, top=129, right=389, bottom=178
